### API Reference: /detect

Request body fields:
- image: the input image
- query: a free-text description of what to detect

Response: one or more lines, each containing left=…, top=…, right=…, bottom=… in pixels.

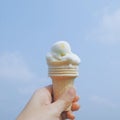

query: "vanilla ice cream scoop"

left=46, top=41, right=81, bottom=66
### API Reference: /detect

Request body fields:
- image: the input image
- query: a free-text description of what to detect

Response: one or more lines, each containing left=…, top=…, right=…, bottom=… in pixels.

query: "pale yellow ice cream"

left=46, top=41, right=80, bottom=71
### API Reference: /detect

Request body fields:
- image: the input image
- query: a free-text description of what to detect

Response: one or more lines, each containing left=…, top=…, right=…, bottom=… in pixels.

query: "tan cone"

left=49, top=66, right=79, bottom=111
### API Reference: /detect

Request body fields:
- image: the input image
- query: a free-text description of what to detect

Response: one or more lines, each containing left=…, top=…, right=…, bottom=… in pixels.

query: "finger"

left=61, top=111, right=67, bottom=120
left=71, top=102, right=80, bottom=111
left=61, top=103, right=80, bottom=119
left=51, top=87, right=76, bottom=115
left=32, top=85, right=53, bottom=105
left=44, top=85, right=53, bottom=94
left=42, top=85, right=53, bottom=103
left=66, top=111, right=75, bottom=120
left=35, top=85, right=53, bottom=97
left=73, top=95, right=80, bottom=102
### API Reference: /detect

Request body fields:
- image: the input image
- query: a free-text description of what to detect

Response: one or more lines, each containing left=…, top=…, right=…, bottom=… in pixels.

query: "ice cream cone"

left=46, top=41, right=81, bottom=111
left=49, top=66, right=78, bottom=111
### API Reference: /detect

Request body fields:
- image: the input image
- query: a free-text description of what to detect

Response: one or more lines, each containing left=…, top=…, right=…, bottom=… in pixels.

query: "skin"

left=17, top=85, right=80, bottom=120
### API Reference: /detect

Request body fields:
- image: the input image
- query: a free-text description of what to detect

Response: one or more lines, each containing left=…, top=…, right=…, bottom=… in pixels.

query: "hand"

left=17, top=85, right=80, bottom=120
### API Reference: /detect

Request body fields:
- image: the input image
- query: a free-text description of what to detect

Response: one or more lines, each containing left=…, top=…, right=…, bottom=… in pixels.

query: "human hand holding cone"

left=46, top=41, right=80, bottom=111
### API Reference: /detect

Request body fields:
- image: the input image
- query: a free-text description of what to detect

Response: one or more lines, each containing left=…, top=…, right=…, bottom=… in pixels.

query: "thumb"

left=52, top=87, right=76, bottom=115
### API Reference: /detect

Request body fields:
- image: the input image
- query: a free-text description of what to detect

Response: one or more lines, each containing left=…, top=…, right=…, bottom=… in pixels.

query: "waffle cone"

left=51, top=75, right=76, bottom=111
left=48, top=64, right=79, bottom=111
left=48, top=65, right=79, bottom=76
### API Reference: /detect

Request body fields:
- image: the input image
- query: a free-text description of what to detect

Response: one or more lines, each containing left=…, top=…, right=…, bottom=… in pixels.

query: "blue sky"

left=0, top=0, right=120, bottom=120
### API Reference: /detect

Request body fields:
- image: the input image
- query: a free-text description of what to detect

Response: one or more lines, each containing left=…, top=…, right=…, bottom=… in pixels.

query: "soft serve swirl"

left=46, top=41, right=81, bottom=66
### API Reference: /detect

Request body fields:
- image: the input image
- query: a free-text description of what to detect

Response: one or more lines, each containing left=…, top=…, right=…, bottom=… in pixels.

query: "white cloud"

left=0, top=52, right=52, bottom=97
left=89, top=8, right=120, bottom=44
left=89, top=95, right=118, bottom=108
left=0, top=52, right=35, bottom=81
